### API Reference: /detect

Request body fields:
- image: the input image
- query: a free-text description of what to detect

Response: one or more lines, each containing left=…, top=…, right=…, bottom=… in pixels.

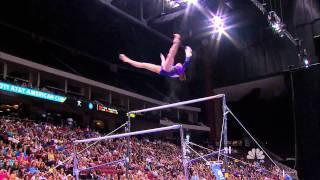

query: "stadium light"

left=304, top=58, right=309, bottom=67
left=168, top=1, right=180, bottom=8
left=299, top=49, right=310, bottom=68
left=165, top=0, right=198, bottom=9
left=165, top=0, right=180, bottom=8
left=185, top=0, right=198, bottom=4
left=212, top=15, right=225, bottom=34
left=267, top=11, right=285, bottom=37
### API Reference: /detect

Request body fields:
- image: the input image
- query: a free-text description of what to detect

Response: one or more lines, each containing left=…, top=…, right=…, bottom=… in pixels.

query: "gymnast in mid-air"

left=119, top=34, right=192, bottom=80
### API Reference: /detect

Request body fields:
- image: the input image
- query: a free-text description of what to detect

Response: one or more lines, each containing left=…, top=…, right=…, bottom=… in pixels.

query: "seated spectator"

left=0, top=169, right=9, bottom=180
left=47, top=149, right=55, bottom=166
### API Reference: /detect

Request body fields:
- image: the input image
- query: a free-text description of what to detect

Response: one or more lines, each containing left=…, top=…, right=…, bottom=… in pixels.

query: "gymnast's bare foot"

left=119, top=54, right=129, bottom=62
left=185, top=46, right=192, bottom=58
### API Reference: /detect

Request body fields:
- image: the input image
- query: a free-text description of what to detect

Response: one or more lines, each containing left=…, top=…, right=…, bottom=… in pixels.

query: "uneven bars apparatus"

left=73, top=125, right=182, bottom=180
left=73, top=94, right=227, bottom=179
left=127, top=94, right=227, bottom=180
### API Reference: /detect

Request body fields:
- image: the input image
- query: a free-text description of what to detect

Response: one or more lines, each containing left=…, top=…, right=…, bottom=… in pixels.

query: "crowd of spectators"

left=0, top=117, right=284, bottom=179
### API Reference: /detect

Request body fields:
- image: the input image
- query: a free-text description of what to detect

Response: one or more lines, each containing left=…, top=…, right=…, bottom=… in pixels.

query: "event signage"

left=0, top=82, right=67, bottom=103
left=97, top=104, right=118, bottom=114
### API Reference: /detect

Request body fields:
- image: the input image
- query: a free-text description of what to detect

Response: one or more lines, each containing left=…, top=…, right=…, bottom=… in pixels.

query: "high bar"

left=129, top=94, right=225, bottom=114
left=74, top=125, right=182, bottom=144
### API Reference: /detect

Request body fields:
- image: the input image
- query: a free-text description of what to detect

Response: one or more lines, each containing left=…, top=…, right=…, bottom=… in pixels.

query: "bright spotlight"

left=186, top=0, right=198, bottom=4
left=212, top=15, right=225, bottom=33
left=304, top=58, right=309, bottom=67
left=271, top=23, right=281, bottom=32
left=300, top=49, right=310, bottom=68
left=169, top=1, right=180, bottom=8
left=268, top=11, right=285, bottom=37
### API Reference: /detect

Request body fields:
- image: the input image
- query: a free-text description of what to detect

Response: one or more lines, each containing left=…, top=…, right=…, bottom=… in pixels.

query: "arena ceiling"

left=0, top=0, right=300, bottom=100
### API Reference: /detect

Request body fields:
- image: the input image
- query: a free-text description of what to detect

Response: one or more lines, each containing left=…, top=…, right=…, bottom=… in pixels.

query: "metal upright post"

left=64, top=80, right=68, bottom=94
left=125, top=116, right=131, bottom=179
left=73, top=144, right=79, bottom=180
left=180, top=126, right=188, bottom=180
left=36, top=72, right=40, bottom=89
left=222, top=96, right=228, bottom=163
left=289, top=67, right=298, bottom=169
left=3, top=62, right=7, bottom=80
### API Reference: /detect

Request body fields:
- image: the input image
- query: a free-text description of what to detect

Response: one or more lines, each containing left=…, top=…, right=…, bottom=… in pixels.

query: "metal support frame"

left=139, top=0, right=145, bottom=22
left=185, top=102, right=285, bottom=177
left=79, top=159, right=125, bottom=172
left=2, top=62, right=7, bottom=80
left=187, top=151, right=221, bottom=164
left=73, top=95, right=226, bottom=179
left=72, top=122, right=128, bottom=180
left=218, top=96, right=228, bottom=162
left=127, top=98, right=130, bottom=111
left=222, top=95, right=228, bottom=163
left=125, top=116, right=131, bottom=179
left=250, top=0, right=310, bottom=169
left=180, top=126, right=188, bottom=180
left=108, top=91, right=112, bottom=105
left=73, top=125, right=182, bottom=178
left=88, top=87, right=91, bottom=100
left=75, top=125, right=182, bottom=143
left=73, top=144, right=79, bottom=180
left=182, top=96, right=228, bottom=177
left=36, top=72, right=40, bottom=89
left=98, top=0, right=172, bottom=43
left=28, top=72, right=33, bottom=86
left=249, top=0, right=298, bottom=46
left=64, top=79, right=68, bottom=94
left=129, top=94, right=225, bottom=179
left=130, top=94, right=225, bottom=114
left=289, top=67, right=298, bottom=168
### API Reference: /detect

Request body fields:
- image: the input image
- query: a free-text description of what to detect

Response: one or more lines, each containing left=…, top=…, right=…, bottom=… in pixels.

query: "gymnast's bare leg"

left=119, top=54, right=161, bottom=74
left=161, top=34, right=181, bottom=72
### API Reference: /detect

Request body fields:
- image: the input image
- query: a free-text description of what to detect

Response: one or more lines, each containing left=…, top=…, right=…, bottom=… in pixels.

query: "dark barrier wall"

left=292, top=64, right=320, bottom=179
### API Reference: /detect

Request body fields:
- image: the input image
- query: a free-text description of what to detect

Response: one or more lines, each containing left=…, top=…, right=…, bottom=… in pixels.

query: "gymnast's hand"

left=185, top=46, right=192, bottom=58
left=160, top=53, right=166, bottom=63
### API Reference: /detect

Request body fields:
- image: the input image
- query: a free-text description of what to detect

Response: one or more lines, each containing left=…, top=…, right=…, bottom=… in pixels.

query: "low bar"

left=74, top=125, right=181, bottom=144
left=79, top=159, right=125, bottom=172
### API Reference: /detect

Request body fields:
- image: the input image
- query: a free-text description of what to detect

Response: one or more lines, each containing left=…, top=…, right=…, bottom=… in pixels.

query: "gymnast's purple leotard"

left=159, top=56, right=191, bottom=78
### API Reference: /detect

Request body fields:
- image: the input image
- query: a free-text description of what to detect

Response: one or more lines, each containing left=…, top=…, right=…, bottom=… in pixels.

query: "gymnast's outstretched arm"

left=182, top=46, right=192, bottom=69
